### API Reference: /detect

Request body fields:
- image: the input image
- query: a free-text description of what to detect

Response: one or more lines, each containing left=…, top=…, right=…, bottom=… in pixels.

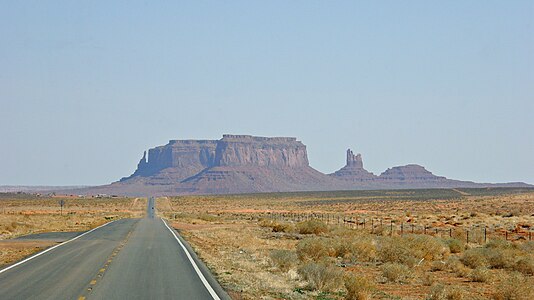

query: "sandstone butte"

left=70, top=134, right=532, bottom=196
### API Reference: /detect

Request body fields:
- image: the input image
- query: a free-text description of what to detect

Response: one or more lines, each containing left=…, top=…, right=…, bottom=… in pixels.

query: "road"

left=0, top=197, right=229, bottom=300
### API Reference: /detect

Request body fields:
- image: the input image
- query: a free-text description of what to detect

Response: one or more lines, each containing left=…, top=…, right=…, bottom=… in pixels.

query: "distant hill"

left=67, top=134, right=532, bottom=196
left=0, top=186, right=88, bottom=193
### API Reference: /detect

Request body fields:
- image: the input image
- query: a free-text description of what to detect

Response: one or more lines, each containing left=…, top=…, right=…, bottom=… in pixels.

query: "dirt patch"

left=172, top=222, right=248, bottom=231
left=0, top=240, right=57, bottom=267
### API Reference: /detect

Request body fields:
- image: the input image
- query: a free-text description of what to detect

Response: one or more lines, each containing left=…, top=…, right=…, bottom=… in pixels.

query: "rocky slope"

left=69, top=135, right=532, bottom=196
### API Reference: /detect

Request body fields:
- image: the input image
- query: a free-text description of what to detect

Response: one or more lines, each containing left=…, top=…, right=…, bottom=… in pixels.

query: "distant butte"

left=329, top=149, right=378, bottom=182
left=69, top=135, right=532, bottom=196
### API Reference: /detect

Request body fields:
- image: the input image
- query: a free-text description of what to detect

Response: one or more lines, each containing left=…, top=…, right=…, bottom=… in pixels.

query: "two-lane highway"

left=0, top=197, right=228, bottom=300
left=0, top=219, right=139, bottom=299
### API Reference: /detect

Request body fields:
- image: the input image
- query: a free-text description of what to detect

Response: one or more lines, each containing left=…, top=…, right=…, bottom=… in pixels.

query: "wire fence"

left=263, top=212, right=533, bottom=245
left=166, top=210, right=533, bottom=245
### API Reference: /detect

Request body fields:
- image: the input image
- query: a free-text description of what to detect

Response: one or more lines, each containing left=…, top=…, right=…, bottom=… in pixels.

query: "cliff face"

left=346, top=149, right=363, bottom=168
left=330, top=149, right=378, bottom=181
left=213, top=135, right=309, bottom=167
left=179, top=135, right=343, bottom=193
left=121, top=134, right=346, bottom=194
left=121, top=140, right=217, bottom=182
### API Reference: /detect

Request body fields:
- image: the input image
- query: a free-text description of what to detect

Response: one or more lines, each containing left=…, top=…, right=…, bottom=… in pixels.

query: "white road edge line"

left=161, top=218, right=221, bottom=300
left=0, top=220, right=115, bottom=274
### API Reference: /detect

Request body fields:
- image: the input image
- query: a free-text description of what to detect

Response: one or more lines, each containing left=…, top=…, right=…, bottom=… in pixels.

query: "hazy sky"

left=1, top=1, right=533, bottom=186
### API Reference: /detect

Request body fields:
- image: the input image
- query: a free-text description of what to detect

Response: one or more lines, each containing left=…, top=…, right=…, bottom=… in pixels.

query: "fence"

left=264, top=212, right=533, bottom=245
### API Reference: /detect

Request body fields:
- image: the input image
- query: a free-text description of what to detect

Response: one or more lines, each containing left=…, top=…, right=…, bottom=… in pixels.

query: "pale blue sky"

left=1, top=1, right=533, bottom=185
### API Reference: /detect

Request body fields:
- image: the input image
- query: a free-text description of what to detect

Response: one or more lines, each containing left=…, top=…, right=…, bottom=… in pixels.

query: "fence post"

left=411, top=224, right=414, bottom=234
left=371, top=219, right=374, bottom=233
left=424, top=226, right=427, bottom=235
left=390, top=220, right=393, bottom=236
left=466, top=230, right=469, bottom=244
left=484, top=226, right=487, bottom=243
left=401, top=223, right=404, bottom=235
left=505, top=230, right=508, bottom=241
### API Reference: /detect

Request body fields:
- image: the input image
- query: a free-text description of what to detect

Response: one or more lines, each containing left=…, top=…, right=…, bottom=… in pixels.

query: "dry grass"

left=270, top=249, right=297, bottom=272
left=298, top=262, right=344, bottom=292
left=344, top=273, right=375, bottom=300
left=158, top=188, right=534, bottom=299
left=380, top=262, right=414, bottom=283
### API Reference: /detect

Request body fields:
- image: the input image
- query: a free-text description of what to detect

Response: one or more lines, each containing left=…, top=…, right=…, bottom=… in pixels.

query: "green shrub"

left=271, top=222, right=291, bottom=233
left=298, top=262, right=343, bottom=292
left=380, top=263, right=413, bottom=283
left=378, top=238, right=417, bottom=266
left=460, top=248, right=489, bottom=268
left=445, top=286, right=467, bottom=300
left=461, top=246, right=519, bottom=270
left=344, top=274, right=374, bottom=300
left=487, top=248, right=517, bottom=269
left=513, top=255, right=534, bottom=275
left=444, top=238, right=464, bottom=254
left=403, top=235, right=448, bottom=261
left=296, top=237, right=331, bottom=262
left=486, top=239, right=514, bottom=250
left=427, top=284, right=466, bottom=300
left=332, top=237, right=353, bottom=258
left=259, top=220, right=291, bottom=233
left=519, top=241, right=534, bottom=252
left=469, top=267, right=492, bottom=283
left=270, top=249, right=297, bottom=272
left=430, top=261, right=446, bottom=272
left=333, top=236, right=377, bottom=263
left=198, top=213, right=219, bottom=222
left=297, top=220, right=328, bottom=235
left=421, top=272, right=436, bottom=286
left=492, top=272, right=533, bottom=300
left=378, top=235, right=448, bottom=267
left=446, top=257, right=470, bottom=278
left=350, top=238, right=378, bottom=262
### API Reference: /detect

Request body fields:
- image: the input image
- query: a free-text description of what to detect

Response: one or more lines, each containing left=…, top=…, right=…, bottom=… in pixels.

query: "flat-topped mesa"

left=378, top=164, right=446, bottom=182
left=122, top=135, right=310, bottom=183
left=121, top=139, right=218, bottom=181
left=330, top=149, right=377, bottom=181
left=221, top=134, right=297, bottom=143
left=214, top=134, right=309, bottom=167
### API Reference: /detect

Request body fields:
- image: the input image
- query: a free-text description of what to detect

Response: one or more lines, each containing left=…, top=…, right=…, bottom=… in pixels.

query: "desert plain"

left=1, top=188, right=533, bottom=299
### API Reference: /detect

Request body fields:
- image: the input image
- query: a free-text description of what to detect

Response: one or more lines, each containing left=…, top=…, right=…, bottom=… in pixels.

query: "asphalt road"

left=0, top=197, right=229, bottom=300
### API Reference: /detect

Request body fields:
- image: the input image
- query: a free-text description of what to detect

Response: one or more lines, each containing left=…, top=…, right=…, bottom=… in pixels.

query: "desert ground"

left=2, top=188, right=533, bottom=299
left=158, top=188, right=534, bottom=300
left=0, top=193, right=146, bottom=266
